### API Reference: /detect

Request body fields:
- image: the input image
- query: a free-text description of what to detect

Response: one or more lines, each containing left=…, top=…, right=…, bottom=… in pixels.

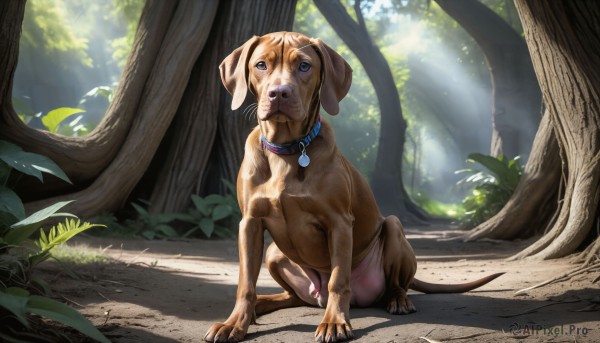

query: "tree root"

left=419, top=331, right=492, bottom=342
left=514, top=258, right=600, bottom=295
left=499, top=298, right=583, bottom=318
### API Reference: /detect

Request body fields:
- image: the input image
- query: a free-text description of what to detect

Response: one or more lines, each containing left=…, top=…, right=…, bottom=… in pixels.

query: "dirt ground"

left=39, top=227, right=599, bottom=343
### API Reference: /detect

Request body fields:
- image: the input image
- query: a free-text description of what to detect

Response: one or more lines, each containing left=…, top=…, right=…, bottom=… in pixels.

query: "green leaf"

left=80, top=86, right=114, bottom=104
left=191, top=195, right=210, bottom=216
left=213, top=225, right=232, bottom=239
left=467, top=153, right=508, bottom=178
left=6, top=201, right=75, bottom=245
left=0, top=185, right=25, bottom=221
left=212, top=204, right=232, bottom=221
left=175, top=213, right=195, bottom=223
left=0, top=160, right=11, bottom=184
left=199, top=218, right=214, bottom=238
left=0, top=141, right=71, bottom=184
left=36, top=219, right=105, bottom=254
left=141, top=230, right=156, bottom=240
left=204, top=194, right=226, bottom=205
left=28, top=295, right=110, bottom=343
left=0, top=287, right=30, bottom=327
left=155, top=224, right=178, bottom=237
left=30, top=276, right=53, bottom=296
left=182, top=226, right=199, bottom=238
left=131, top=203, right=149, bottom=217
left=11, top=201, right=75, bottom=229
left=12, top=96, right=34, bottom=117
left=0, top=140, right=21, bottom=154
left=41, top=107, right=85, bottom=133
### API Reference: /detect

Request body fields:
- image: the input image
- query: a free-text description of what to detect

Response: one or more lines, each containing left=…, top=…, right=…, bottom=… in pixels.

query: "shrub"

left=0, top=140, right=109, bottom=342
left=455, top=153, right=523, bottom=228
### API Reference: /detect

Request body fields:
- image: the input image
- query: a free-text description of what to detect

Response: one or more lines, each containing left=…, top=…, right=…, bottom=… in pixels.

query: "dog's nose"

left=268, top=85, right=292, bottom=101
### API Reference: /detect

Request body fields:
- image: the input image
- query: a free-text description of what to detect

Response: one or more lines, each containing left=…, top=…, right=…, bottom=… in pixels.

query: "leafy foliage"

left=20, top=0, right=93, bottom=68
left=110, top=0, right=146, bottom=67
left=33, top=219, right=104, bottom=266
left=0, top=140, right=109, bottom=342
left=294, top=0, right=380, bottom=177
left=128, top=202, right=188, bottom=240
left=0, top=287, right=110, bottom=343
left=180, top=180, right=241, bottom=239
left=456, top=153, right=523, bottom=228
left=0, top=140, right=71, bottom=186
left=94, top=180, right=241, bottom=240
left=41, top=107, right=86, bottom=133
left=15, top=83, right=116, bottom=137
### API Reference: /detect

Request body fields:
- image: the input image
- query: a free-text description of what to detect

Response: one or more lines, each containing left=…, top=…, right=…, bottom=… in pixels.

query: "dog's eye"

left=299, top=62, right=311, bottom=72
left=255, top=61, right=267, bottom=70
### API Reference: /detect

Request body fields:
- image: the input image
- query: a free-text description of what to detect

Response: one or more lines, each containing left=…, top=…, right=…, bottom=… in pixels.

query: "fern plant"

left=0, top=140, right=109, bottom=342
left=456, top=153, right=523, bottom=228
left=32, top=219, right=105, bottom=266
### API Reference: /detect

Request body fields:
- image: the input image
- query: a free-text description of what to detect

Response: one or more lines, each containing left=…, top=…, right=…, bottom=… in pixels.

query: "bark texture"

left=3, top=0, right=219, bottom=216
left=435, top=0, right=541, bottom=159
left=505, top=0, right=600, bottom=260
left=466, top=111, right=561, bottom=240
left=1, top=0, right=178, bottom=184
left=0, top=0, right=298, bottom=218
left=148, top=0, right=297, bottom=213
left=314, top=0, right=427, bottom=224
left=0, top=1, right=26, bottom=111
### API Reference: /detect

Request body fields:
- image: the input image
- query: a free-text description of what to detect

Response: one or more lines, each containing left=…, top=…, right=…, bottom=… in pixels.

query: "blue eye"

left=256, top=61, right=267, bottom=70
left=299, top=62, right=311, bottom=72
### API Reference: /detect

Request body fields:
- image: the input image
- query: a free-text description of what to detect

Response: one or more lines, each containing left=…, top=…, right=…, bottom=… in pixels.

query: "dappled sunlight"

left=13, top=0, right=142, bottom=134
left=45, top=239, right=596, bottom=342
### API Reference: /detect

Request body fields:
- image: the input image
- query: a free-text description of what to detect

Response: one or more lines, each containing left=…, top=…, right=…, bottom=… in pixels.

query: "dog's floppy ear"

left=311, top=38, right=352, bottom=115
left=219, top=36, right=261, bottom=110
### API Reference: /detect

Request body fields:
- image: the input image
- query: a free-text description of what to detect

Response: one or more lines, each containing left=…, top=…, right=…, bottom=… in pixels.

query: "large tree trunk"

left=1, top=0, right=298, bottom=218
left=435, top=0, right=541, bottom=159
left=466, top=111, right=561, bottom=240
left=0, top=1, right=26, bottom=111
left=1, top=0, right=179, bottom=185
left=208, top=1, right=297, bottom=195
left=314, top=0, right=427, bottom=225
left=147, top=0, right=297, bottom=213
left=486, top=0, right=600, bottom=261
left=2, top=0, right=219, bottom=216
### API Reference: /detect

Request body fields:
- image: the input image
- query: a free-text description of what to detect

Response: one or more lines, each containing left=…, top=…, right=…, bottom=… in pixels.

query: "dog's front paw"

left=386, top=289, right=416, bottom=314
left=204, top=322, right=246, bottom=343
left=314, top=318, right=353, bottom=342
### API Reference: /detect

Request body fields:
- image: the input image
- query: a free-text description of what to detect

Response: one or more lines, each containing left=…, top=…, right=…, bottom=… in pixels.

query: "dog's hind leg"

left=255, top=242, right=313, bottom=316
left=381, top=216, right=418, bottom=314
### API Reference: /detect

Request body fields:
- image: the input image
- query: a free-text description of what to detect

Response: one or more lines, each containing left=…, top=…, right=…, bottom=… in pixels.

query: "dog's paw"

left=314, top=321, right=353, bottom=342
left=204, top=322, right=246, bottom=343
left=386, top=291, right=417, bottom=315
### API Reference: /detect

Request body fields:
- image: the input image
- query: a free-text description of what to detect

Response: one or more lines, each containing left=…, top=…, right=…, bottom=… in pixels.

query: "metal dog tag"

left=298, top=153, right=310, bottom=168
left=298, top=142, right=310, bottom=168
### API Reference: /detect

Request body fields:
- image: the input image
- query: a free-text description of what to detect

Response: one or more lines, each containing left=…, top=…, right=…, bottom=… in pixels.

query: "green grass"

left=50, top=244, right=111, bottom=264
left=411, top=193, right=465, bottom=219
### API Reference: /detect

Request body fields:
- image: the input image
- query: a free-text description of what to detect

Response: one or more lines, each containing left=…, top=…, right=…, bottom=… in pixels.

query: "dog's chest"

left=249, top=183, right=332, bottom=268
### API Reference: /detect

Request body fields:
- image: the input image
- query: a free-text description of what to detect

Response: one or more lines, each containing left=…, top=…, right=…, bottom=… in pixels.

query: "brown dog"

left=204, top=32, right=502, bottom=343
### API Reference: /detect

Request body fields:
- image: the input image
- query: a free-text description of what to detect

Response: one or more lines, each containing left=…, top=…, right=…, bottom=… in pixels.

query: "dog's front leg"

left=315, top=219, right=354, bottom=343
left=205, top=217, right=264, bottom=343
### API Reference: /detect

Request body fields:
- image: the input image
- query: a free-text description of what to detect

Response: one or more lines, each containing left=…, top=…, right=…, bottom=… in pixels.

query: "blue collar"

left=261, top=117, right=321, bottom=155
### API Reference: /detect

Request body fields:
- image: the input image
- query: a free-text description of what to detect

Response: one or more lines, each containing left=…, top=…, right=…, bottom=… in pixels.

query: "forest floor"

left=38, top=227, right=599, bottom=343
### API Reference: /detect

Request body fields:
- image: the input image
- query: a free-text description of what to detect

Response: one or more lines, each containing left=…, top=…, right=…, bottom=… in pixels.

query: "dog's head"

left=220, top=32, right=352, bottom=124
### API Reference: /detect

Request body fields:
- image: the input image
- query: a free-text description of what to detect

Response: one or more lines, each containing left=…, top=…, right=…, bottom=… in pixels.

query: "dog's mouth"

left=261, top=111, right=292, bottom=122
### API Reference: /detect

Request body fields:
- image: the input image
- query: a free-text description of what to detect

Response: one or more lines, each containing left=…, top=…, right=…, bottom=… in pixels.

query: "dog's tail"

left=409, top=272, right=504, bottom=293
